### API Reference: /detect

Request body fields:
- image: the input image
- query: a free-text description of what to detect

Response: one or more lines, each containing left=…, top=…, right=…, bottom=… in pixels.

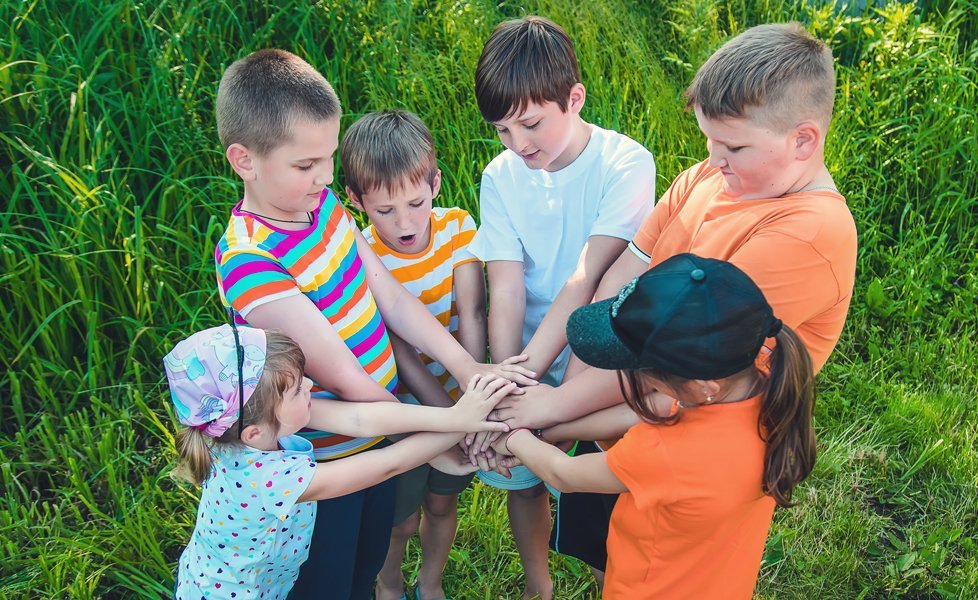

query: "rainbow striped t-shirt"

left=362, top=206, right=479, bottom=403
left=215, top=188, right=398, bottom=460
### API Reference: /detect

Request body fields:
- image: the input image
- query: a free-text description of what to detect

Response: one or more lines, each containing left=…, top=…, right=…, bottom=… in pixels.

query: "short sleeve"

left=468, top=172, right=524, bottom=262
left=259, top=450, right=318, bottom=520
left=216, top=248, right=300, bottom=318
left=631, top=161, right=708, bottom=258
left=605, top=424, right=675, bottom=510
left=452, top=210, right=479, bottom=269
left=590, top=144, right=656, bottom=241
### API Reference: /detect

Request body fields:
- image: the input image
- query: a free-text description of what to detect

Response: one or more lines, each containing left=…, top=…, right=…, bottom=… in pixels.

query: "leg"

left=416, top=491, right=459, bottom=599
left=289, top=491, right=364, bottom=600
left=350, top=475, right=397, bottom=600
left=376, top=511, right=420, bottom=600
left=508, top=483, right=553, bottom=600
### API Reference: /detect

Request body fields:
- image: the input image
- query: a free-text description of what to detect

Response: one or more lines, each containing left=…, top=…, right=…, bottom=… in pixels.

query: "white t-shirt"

left=469, top=125, right=655, bottom=384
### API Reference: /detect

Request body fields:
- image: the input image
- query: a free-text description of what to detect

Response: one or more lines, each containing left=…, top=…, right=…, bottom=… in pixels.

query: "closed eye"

left=727, top=145, right=746, bottom=152
left=525, top=120, right=541, bottom=130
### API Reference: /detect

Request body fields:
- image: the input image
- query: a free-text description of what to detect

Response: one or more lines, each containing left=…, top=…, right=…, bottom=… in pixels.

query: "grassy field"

left=2, top=0, right=976, bottom=597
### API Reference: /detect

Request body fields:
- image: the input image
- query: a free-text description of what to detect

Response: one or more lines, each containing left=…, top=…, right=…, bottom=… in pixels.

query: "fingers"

left=476, top=421, right=511, bottom=433
left=481, top=431, right=503, bottom=453
left=495, top=366, right=538, bottom=387
left=475, top=451, right=491, bottom=472
left=500, top=354, right=529, bottom=365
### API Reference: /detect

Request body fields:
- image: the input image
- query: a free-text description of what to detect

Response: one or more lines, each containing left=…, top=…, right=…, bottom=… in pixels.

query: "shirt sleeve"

left=216, top=248, right=300, bottom=318
left=605, top=424, right=674, bottom=511
left=631, top=161, right=707, bottom=258
left=452, top=209, right=479, bottom=269
left=590, top=144, right=656, bottom=241
left=468, top=171, right=525, bottom=263
left=261, top=451, right=318, bottom=521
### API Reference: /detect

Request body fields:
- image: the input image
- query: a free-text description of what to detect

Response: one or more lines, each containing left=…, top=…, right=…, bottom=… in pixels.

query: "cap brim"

left=566, top=297, right=645, bottom=371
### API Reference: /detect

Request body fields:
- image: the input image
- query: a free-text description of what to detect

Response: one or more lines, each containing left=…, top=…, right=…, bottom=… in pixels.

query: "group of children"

left=165, top=15, right=856, bottom=600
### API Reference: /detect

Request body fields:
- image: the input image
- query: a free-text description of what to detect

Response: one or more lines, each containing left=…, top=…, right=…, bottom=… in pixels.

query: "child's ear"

left=240, top=423, right=267, bottom=444
left=567, top=83, right=587, bottom=115
left=346, top=186, right=365, bottom=211
left=792, top=121, right=822, bottom=161
left=430, top=169, right=443, bottom=199
left=227, top=143, right=257, bottom=182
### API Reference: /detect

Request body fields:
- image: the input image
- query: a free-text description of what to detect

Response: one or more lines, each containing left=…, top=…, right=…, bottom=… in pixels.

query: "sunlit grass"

left=1, top=0, right=976, bottom=597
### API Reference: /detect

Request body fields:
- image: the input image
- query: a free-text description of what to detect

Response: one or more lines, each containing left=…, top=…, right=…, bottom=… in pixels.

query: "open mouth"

left=398, top=234, right=416, bottom=246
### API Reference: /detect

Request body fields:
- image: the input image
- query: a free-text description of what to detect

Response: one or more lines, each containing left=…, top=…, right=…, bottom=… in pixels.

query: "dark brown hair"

left=216, top=49, right=341, bottom=155
left=617, top=325, right=816, bottom=508
left=685, top=22, right=835, bottom=131
left=341, top=109, right=438, bottom=198
left=174, top=331, right=306, bottom=485
left=475, top=16, right=579, bottom=122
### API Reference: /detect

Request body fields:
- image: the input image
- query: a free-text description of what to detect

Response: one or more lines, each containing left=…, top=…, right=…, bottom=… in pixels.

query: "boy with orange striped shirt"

left=343, top=109, right=487, bottom=600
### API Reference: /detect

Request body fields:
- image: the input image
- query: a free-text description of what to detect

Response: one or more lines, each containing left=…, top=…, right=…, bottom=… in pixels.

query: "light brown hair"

left=686, top=22, right=835, bottom=131
left=340, top=109, right=438, bottom=198
left=618, top=325, right=816, bottom=508
left=216, top=49, right=341, bottom=155
left=173, top=331, right=306, bottom=485
left=474, top=16, right=579, bottom=122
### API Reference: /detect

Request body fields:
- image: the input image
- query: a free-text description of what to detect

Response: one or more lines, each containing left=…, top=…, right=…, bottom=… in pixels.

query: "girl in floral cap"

left=165, top=324, right=513, bottom=599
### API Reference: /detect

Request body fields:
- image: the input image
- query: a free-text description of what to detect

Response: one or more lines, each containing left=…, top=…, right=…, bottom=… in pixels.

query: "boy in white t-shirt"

left=342, top=109, right=487, bottom=600
left=468, top=15, right=655, bottom=600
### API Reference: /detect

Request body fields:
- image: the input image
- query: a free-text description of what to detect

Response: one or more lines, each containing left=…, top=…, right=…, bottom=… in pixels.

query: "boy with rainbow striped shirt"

left=212, top=52, right=534, bottom=599
left=342, top=109, right=487, bottom=600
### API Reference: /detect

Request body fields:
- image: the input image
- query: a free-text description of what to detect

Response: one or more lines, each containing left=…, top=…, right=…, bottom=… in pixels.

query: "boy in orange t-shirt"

left=490, top=22, right=857, bottom=582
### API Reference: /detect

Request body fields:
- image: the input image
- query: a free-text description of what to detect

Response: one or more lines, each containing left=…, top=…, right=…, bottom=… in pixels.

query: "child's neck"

left=780, top=161, right=836, bottom=197
left=240, top=191, right=313, bottom=230
left=546, top=118, right=592, bottom=173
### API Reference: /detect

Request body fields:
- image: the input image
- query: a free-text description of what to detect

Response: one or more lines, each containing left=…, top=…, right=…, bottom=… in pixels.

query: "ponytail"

left=174, top=427, right=215, bottom=485
left=759, top=325, right=816, bottom=508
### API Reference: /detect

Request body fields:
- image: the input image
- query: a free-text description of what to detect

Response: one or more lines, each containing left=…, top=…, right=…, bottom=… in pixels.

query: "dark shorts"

left=392, top=463, right=474, bottom=524
left=549, top=440, right=619, bottom=572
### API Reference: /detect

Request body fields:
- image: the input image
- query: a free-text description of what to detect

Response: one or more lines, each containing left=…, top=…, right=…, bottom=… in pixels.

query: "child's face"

left=275, top=375, right=313, bottom=438
left=246, top=117, right=341, bottom=215
left=694, top=106, right=799, bottom=200
left=351, top=173, right=440, bottom=255
left=491, top=92, right=584, bottom=172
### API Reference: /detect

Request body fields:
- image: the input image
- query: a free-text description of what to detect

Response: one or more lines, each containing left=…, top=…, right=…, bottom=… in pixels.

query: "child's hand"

left=468, top=355, right=538, bottom=388
left=429, top=446, right=479, bottom=476
left=452, top=374, right=518, bottom=433
left=489, top=383, right=558, bottom=429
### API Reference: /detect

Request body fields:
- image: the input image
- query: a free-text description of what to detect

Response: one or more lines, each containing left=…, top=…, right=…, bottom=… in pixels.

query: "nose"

left=395, top=211, right=411, bottom=231
left=314, top=163, right=333, bottom=187
left=508, top=129, right=528, bottom=153
left=706, top=140, right=726, bottom=169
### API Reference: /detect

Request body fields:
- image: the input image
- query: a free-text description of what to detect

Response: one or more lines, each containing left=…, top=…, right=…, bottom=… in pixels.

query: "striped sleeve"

left=452, top=209, right=479, bottom=269
left=216, top=247, right=300, bottom=318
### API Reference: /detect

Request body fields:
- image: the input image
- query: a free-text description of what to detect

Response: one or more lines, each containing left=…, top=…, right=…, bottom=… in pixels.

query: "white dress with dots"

left=176, top=435, right=317, bottom=599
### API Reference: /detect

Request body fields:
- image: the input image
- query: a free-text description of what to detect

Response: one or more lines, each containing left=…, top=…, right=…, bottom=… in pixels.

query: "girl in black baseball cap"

left=491, top=253, right=816, bottom=599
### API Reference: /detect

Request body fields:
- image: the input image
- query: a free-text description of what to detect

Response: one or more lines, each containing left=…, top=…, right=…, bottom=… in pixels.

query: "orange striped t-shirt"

left=363, top=206, right=479, bottom=402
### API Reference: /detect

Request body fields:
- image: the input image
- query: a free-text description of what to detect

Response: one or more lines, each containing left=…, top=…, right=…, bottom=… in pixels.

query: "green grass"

left=2, top=0, right=976, bottom=597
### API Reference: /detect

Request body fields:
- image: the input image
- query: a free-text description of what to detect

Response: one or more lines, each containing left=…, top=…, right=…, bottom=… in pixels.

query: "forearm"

left=542, top=403, right=639, bottom=443
left=503, top=430, right=584, bottom=493
left=457, top=310, right=488, bottom=364
left=309, top=399, right=470, bottom=437
left=383, top=285, right=475, bottom=380
left=550, top=366, right=627, bottom=422
left=488, top=295, right=524, bottom=363
left=454, top=260, right=488, bottom=363
left=390, top=333, right=455, bottom=408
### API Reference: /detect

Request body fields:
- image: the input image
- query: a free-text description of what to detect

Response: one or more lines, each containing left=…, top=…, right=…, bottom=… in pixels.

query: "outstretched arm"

left=492, top=430, right=627, bottom=494
left=541, top=404, right=639, bottom=443
left=308, top=374, right=516, bottom=437
left=521, top=235, right=628, bottom=376
left=247, top=294, right=398, bottom=403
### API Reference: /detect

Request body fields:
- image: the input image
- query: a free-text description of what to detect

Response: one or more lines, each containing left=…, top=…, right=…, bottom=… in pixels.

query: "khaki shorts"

left=392, top=463, right=474, bottom=524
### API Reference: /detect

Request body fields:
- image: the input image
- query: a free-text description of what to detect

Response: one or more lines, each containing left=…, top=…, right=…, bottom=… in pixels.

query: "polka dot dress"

left=176, top=435, right=317, bottom=599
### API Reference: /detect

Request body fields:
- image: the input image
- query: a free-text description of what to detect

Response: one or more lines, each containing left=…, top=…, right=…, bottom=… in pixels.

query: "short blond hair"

left=216, top=49, right=341, bottom=155
left=340, top=110, right=438, bottom=198
left=686, top=23, right=835, bottom=131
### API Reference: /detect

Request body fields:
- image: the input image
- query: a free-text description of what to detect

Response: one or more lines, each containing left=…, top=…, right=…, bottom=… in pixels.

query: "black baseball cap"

left=566, top=253, right=782, bottom=380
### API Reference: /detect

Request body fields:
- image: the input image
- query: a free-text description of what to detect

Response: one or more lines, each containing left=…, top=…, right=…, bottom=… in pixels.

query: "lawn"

left=1, top=0, right=976, bottom=597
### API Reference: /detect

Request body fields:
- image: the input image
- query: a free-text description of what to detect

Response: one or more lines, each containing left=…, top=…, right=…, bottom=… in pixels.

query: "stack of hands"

left=452, top=354, right=558, bottom=478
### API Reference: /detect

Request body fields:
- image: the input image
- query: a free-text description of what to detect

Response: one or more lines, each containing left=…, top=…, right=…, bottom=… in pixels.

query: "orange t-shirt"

left=604, top=396, right=775, bottom=599
left=631, top=160, right=857, bottom=374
